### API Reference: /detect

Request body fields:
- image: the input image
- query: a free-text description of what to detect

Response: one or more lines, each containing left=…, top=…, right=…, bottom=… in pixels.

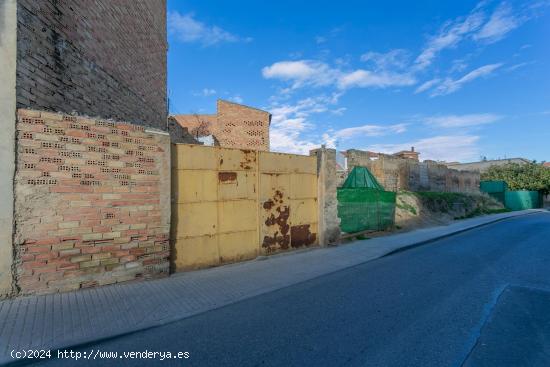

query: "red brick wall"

left=173, top=100, right=271, bottom=151
left=217, top=100, right=271, bottom=151
left=16, top=0, right=167, bottom=130
left=14, top=109, right=170, bottom=295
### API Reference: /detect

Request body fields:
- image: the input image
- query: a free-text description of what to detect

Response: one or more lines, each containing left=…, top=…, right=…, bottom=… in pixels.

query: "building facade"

left=172, top=100, right=271, bottom=151
left=15, top=0, right=168, bottom=129
left=0, top=0, right=170, bottom=297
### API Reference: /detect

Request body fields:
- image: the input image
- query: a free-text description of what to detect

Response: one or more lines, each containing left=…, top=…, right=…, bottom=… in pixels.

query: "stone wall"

left=13, top=109, right=170, bottom=295
left=346, top=149, right=480, bottom=193
left=16, top=0, right=167, bottom=130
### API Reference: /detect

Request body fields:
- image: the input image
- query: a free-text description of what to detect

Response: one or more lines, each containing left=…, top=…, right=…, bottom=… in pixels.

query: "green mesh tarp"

left=337, top=167, right=396, bottom=233
left=480, top=180, right=508, bottom=194
left=341, top=166, right=385, bottom=190
left=504, top=190, right=542, bottom=210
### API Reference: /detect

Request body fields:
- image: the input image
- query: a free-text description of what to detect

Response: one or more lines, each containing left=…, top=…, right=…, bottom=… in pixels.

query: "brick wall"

left=13, top=109, right=170, bottom=295
left=173, top=100, right=271, bottom=151
left=217, top=100, right=270, bottom=151
left=16, top=0, right=167, bottom=130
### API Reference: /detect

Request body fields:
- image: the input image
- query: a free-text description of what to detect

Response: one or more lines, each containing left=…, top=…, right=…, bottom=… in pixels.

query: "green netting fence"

left=337, top=167, right=396, bottom=233
left=480, top=180, right=542, bottom=210
left=504, top=190, right=543, bottom=211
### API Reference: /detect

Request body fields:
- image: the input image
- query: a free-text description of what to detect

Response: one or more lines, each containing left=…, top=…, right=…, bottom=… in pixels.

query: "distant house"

left=446, top=158, right=532, bottom=173
left=170, top=99, right=271, bottom=151
left=392, top=147, right=420, bottom=161
left=543, top=162, right=550, bottom=168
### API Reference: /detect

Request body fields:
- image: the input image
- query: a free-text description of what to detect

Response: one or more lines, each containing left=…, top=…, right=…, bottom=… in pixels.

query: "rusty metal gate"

left=171, top=144, right=318, bottom=271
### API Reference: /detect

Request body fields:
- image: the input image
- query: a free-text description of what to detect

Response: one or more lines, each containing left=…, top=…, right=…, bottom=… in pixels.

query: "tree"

left=481, top=163, right=550, bottom=195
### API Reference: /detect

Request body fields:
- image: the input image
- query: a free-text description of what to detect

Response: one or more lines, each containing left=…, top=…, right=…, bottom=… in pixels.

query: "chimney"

left=411, top=146, right=415, bottom=152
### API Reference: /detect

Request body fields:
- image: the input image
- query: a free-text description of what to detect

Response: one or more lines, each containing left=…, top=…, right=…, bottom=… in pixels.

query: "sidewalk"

left=0, top=209, right=545, bottom=365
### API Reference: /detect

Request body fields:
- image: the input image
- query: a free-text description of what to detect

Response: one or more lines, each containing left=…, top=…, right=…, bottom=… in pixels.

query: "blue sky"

left=167, top=0, right=550, bottom=162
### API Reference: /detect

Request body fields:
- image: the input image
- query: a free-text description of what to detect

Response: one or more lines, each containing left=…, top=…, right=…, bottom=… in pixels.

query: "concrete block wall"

left=13, top=109, right=170, bottom=295
left=16, top=0, right=167, bottom=130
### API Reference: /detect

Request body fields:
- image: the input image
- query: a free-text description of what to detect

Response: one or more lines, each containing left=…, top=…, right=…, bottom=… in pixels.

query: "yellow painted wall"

left=171, top=144, right=318, bottom=271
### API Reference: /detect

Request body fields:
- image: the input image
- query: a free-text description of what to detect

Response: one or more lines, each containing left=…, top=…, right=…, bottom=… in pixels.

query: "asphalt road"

left=28, top=212, right=550, bottom=367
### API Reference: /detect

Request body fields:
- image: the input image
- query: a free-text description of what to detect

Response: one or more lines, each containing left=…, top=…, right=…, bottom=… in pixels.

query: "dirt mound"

left=395, top=191, right=506, bottom=231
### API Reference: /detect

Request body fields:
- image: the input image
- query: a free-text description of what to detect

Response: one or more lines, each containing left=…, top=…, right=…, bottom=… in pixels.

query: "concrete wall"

left=0, top=0, right=17, bottom=298
left=13, top=109, right=170, bottom=295
left=346, top=149, right=480, bottom=193
left=16, top=0, right=167, bottom=130
left=311, top=148, right=340, bottom=245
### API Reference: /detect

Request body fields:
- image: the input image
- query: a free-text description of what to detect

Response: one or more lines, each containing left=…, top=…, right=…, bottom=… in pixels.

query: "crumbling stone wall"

left=346, top=149, right=479, bottom=193
left=16, top=0, right=167, bottom=130
left=13, top=109, right=170, bottom=295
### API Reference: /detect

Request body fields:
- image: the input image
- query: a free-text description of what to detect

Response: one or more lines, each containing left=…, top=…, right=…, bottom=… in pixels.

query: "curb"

left=1, top=210, right=545, bottom=367
left=381, top=210, right=544, bottom=258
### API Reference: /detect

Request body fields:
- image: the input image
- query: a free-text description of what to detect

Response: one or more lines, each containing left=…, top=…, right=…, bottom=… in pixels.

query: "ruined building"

left=171, top=99, right=272, bottom=151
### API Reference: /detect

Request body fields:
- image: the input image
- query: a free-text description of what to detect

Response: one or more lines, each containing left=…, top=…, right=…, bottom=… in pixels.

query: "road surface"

left=26, top=212, right=550, bottom=367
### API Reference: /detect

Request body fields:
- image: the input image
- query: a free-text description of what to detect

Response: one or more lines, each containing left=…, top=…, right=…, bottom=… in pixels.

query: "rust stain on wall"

left=239, top=149, right=257, bottom=170
left=218, top=171, right=237, bottom=183
left=262, top=190, right=290, bottom=252
left=290, top=224, right=317, bottom=248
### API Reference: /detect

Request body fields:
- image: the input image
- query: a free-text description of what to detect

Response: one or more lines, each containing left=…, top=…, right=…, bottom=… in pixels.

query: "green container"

left=480, top=180, right=508, bottom=194
left=504, top=190, right=542, bottom=210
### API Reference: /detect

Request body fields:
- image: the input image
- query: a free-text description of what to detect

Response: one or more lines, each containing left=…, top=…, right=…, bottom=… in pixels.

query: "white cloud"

left=430, top=63, right=503, bottom=96
left=193, top=88, right=216, bottom=97
left=424, top=113, right=501, bottom=127
left=367, top=135, right=481, bottom=162
left=229, top=95, right=244, bottom=104
left=168, top=11, right=250, bottom=46
left=337, top=70, right=416, bottom=89
left=450, top=58, right=469, bottom=73
left=414, top=10, right=485, bottom=70
left=320, top=123, right=407, bottom=150
left=262, top=60, right=416, bottom=91
left=331, top=107, right=347, bottom=115
left=473, top=3, right=521, bottom=43
left=315, top=36, right=326, bottom=44
left=505, top=61, right=535, bottom=72
left=268, top=95, right=340, bottom=154
left=333, top=124, right=407, bottom=139
left=414, top=78, right=441, bottom=94
left=360, top=49, right=410, bottom=70
left=261, top=60, right=337, bottom=89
